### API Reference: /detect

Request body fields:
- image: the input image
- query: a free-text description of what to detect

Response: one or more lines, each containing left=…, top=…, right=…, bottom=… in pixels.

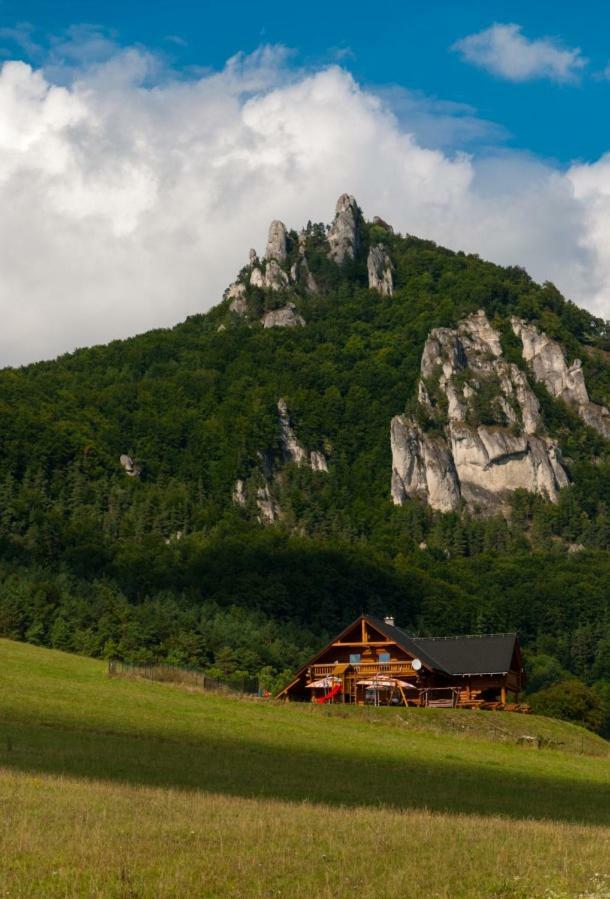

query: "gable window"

left=378, top=652, right=391, bottom=663
left=349, top=653, right=361, bottom=665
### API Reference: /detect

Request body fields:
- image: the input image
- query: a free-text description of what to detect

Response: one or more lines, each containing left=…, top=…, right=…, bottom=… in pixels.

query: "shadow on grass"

left=1, top=717, right=609, bottom=826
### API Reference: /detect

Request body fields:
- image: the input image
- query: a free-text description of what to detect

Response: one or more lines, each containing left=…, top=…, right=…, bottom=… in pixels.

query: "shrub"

left=529, top=679, right=604, bottom=733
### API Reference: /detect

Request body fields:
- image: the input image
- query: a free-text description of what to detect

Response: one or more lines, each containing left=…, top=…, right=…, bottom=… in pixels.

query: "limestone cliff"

left=261, top=303, right=305, bottom=329
left=367, top=244, right=393, bottom=296
left=327, top=194, right=361, bottom=264
left=511, top=318, right=610, bottom=440
left=232, top=398, right=328, bottom=521
left=391, top=311, right=569, bottom=513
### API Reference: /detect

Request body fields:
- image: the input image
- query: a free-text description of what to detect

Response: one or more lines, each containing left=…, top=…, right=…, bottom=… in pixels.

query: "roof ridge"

left=413, top=633, right=517, bottom=642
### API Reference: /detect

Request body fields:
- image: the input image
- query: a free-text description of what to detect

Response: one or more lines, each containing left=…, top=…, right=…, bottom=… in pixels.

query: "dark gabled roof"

left=364, top=616, right=442, bottom=671
left=366, top=616, right=518, bottom=676
left=411, top=634, right=518, bottom=675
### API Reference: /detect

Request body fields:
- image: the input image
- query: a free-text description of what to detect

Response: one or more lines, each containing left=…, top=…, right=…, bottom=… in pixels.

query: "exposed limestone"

left=265, top=220, right=287, bottom=263
left=277, top=399, right=328, bottom=472
left=261, top=303, right=306, bottom=329
left=264, top=259, right=290, bottom=291
left=226, top=281, right=246, bottom=301
left=310, top=450, right=328, bottom=472
left=512, top=317, right=610, bottom=440
left=391, top=419, right=460, bottom=513
left=229, top=296, right=248, bottom=316
left=327, top=194, right=361, bottom=264
left=256, top=483, right=281, bottom=524
left=232, top=479, right=247, bottom=506
left=278, top=398, right=308, bottom=465
left=372, top=216, right=394, bottom=233
left=250, top=267, right=265, bottom=289
left=391, top=311, right=569, bottom=513
left=367, top=244, right=394, bottom=296
left=290, top=256, right=318, bottom=294
left=119, top=454, right=141, bottom=477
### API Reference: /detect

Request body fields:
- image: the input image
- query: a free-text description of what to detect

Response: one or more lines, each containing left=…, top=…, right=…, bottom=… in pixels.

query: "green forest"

left=1, top=216, right=610, bottom=732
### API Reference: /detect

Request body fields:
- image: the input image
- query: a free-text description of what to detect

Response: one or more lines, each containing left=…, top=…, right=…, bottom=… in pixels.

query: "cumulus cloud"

left=453, top=23, right=586, bottom=83
left=0, top=41, right=609, bottom=367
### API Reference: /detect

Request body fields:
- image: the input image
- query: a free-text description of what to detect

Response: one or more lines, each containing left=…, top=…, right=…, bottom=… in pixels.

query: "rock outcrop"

left=261, top=303, right=305, bottom=329
left=255, top=483, right=281, bottom=524
left=231, top=400, right=328, bottom=522
left=277, top=399, right=328, bottom=471
left=512, top=318, right=610, bottom=440
left=265, top=220, right=287, bottom=263
left=390, top=419, right=460, bottom=513
left=119, top=454, right=141, bottom=477
left=327, top=194, right=361, bottom=264
left=367, top=244, right=393, bottom=296
left=290, top=255, right=318, bottom=295
left=391, top=311, right=569, bottom=513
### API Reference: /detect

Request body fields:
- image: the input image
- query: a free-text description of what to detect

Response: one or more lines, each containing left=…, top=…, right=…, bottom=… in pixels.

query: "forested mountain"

left=1, top=194, right=609, bottom=725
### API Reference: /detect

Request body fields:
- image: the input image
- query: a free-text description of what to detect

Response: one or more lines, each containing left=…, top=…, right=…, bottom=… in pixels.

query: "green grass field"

left=1, top=638, right=609, bottom=898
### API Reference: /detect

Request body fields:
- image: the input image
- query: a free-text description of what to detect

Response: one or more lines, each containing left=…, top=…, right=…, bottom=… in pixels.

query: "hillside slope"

left=0, top=196, right=610, bottom=692
left=0, top=640, right=609, bottom=898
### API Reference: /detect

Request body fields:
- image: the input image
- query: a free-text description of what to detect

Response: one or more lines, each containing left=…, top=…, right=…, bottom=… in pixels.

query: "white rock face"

left=277, top=398, right=328, bottom=471
left=265, top=220, right=287, bottom=263
left=277, top=398, right=308, bottom=465
left=391, top=311, right=569, bottom=513
left=391, top=419, right=460, bottom=513
left=256, top=483, right=281, bottom=524
left=310, top=450, right=329, bottom=472
left=261, top=303, right=306, bottom=329
left=232, top=479, right=247, bottom=505
left=264, top=259, right=290, bottom=291
left=250, top=267, right=265, bottom=289
left=328, top=194, right=361, bottom=264
left=226, top=281, right=245, bottom=301
left=120, top=454, right=141, bottom=477
left=512, top=317, right=610, bottom=440
left=290, top=256, right=318, bottom=294
left=367, top=244, right=393, bottom=296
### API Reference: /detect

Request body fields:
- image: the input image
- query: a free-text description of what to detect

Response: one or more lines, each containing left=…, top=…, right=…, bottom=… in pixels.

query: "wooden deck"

left=311, top=661, right=416, bottom=678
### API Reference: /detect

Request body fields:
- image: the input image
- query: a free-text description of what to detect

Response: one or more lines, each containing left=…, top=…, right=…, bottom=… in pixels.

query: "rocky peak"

left=367, top=244, right=394, bottom=296
left=277, top=398, right=328, bottom=471
left=511, top=317, right=610, bottom=440
left=261, top=303, right=305, bottom=329
left=391, top=311, right=569, bottom=514
left=119, top=454, right=141, bottom=477
left=327, top=194, right=361, bottom=264
left=265, top=220, right=287, bottom=263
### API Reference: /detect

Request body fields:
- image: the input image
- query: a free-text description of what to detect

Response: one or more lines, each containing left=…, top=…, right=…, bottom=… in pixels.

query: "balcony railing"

left=310, top=661, right=415, bottom=679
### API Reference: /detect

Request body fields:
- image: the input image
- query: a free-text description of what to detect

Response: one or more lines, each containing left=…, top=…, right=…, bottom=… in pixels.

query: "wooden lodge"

left=278, top=614, right=528, bottom=711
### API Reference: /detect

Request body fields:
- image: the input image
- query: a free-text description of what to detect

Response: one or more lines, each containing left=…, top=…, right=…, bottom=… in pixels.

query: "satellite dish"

left=412, top=658, right=422, bottom=671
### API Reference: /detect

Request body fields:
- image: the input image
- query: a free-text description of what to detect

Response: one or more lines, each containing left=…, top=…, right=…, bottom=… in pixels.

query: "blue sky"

left=1, top=0, right=607, bottom=163
left=2, top=1, right=610, bottom=365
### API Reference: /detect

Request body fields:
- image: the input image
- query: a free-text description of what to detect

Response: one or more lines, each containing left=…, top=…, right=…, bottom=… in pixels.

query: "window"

left=349, top=653, right=361, bottom=664
left=378, top=652, right=390, bottom=663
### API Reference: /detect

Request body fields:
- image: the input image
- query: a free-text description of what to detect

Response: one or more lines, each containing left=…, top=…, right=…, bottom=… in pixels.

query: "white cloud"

left=453, top=23, right=586, bottom=83
left=0, top=42, right=609, bottom=367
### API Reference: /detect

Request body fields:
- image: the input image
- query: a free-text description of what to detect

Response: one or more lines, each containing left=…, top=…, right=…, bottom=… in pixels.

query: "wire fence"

left=107, top=659, right=259, bottom=695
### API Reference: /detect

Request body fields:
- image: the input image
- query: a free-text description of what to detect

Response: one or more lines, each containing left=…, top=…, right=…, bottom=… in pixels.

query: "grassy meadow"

left=1, top=638, right=609, bottom=898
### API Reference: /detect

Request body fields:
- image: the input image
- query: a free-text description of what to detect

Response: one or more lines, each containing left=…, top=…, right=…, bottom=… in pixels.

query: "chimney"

left=383, top=615, right=395, bottom=627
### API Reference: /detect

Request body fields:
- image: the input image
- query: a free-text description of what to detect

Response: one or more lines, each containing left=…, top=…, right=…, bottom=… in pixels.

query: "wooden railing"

left=310, top=661, right=415, bottom=679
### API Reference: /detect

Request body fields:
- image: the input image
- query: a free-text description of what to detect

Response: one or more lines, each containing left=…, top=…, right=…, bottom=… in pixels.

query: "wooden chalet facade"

left=278, top=614, right=527, bottom=711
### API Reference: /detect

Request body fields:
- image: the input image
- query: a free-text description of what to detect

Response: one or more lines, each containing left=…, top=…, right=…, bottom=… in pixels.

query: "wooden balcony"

left=310, top=660, right=416, bottom=680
